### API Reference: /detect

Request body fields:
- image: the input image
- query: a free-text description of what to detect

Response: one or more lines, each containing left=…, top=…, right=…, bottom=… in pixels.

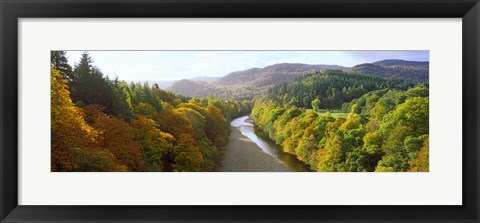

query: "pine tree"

left=50, top=51, right=73, bottom=80
left=70, top=52, right=115, bottom=114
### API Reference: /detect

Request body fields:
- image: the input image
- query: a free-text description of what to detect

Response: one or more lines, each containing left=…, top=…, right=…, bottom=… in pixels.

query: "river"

left=217, top=115, right=310, bottom=172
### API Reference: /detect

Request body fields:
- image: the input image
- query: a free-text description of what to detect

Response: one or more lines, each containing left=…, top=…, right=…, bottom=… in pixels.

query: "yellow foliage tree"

left=51, top=67, right=96, bottom=171
left=408, top=138, right=429, bottom=172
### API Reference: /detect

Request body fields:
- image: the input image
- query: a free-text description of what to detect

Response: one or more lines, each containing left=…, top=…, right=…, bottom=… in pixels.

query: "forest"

left=51, top=51, right=252, bottom=171
left=252, top=70, right=429, bottom=172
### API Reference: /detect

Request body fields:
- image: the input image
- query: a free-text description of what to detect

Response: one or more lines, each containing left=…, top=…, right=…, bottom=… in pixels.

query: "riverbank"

left=217, top=127, right=292, bottom=172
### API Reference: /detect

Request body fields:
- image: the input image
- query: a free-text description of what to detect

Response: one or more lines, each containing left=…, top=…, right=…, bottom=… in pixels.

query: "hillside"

left=169, top=63, right=345, bottom=99
left=350, top=59, right=429, bottom=84
left=373, top=59, right=429, bottom=67
left=168, top=60, right=428, bottom=99
left=168, top=79, right=263, bottom=99
left=190, top=76, right=221, bottom=82
left=168, top=79, right=219, bottom=98
left=127, top=76, right=221, bottom=89
left=259, top=69, right=413, bottom=109
left=215, top=63, right=345, bottom=86
left=251, top=68, right=429, bottom=171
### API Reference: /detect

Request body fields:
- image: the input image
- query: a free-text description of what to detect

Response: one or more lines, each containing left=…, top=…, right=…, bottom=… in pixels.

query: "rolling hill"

left=169, top=63, right=345, bottom=99
left=349, top=59, right=429, bottom=83
left=215, top=63, right=345, bottom=86
left=168, top=60, right=428, bottom=99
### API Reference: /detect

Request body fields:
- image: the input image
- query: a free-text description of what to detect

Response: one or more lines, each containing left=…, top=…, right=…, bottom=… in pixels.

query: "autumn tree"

left=84, top=105, right=147, bottom=171
left=51, top=67, right=124, bottom=172
left=173, top=134, right=204, bottom=172
left=131, top=115, right=175, bottom=171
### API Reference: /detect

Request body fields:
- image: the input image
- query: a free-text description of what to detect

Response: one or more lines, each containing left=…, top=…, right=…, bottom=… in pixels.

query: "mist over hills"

left=165, top=59, right=428, bottom=99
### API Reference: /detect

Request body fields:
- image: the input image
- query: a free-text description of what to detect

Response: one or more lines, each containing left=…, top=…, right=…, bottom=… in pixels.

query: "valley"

left=166, top=60, right=428, bottom=100
left=51, top=50, right=429, bottom=172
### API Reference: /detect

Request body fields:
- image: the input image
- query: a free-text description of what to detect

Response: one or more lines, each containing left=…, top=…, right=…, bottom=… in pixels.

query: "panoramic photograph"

left=51, top=51, right=429, bottom=172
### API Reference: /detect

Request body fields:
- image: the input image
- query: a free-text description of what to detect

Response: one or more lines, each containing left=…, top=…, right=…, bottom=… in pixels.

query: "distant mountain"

left=127, top=76, right=221, bottom=89
left=214, top=68, right=261, bottom=85
left=169, top=63, right=345, bottom=99
left=126, top=80, right=175, bottom=89
left=372, top=59, right=429, bottom=68
left=168, top=79, right=218, bottom=98
left=168, top=60, right=429, bottom=99
left=215, top=63, right=345, bottom=86
left=350, top=59, right=429, bottom=84
left=190, top=76, right=221, bottom=82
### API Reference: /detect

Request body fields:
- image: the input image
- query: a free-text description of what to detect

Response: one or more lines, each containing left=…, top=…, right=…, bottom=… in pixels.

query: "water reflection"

left=231, top=116, right=311, bottom=172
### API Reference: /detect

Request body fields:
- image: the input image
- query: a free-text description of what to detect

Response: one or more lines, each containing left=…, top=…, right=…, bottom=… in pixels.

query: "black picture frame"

left=1, top=0, right=479, bottom=222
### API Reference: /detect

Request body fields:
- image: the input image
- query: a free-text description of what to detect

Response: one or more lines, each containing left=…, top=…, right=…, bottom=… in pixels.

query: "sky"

left=65, top=51, right=429, bottom=81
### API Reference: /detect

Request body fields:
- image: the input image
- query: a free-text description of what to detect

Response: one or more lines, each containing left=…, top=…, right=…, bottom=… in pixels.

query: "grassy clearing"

left=307, top=109, right=348, bottom=118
